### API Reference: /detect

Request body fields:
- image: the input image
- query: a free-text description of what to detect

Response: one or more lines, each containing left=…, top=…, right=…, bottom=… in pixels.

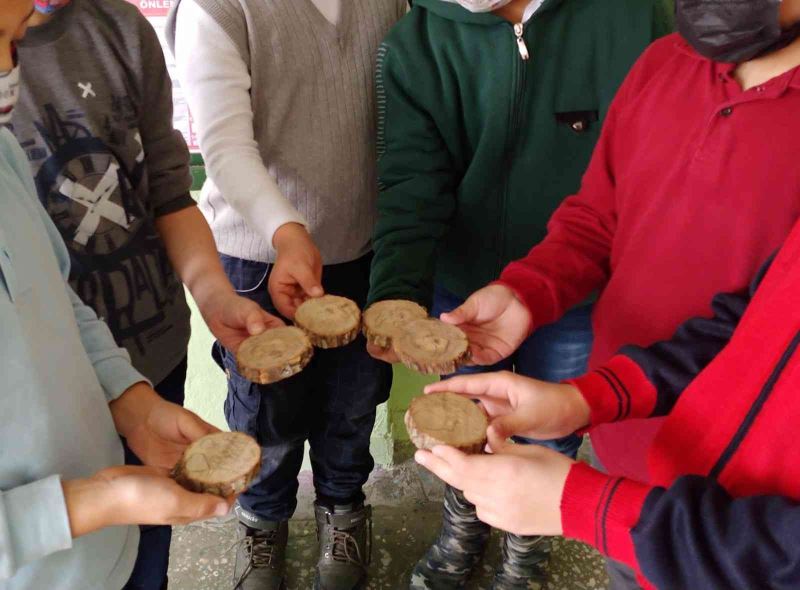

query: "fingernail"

left=414, top=451, right=427, bottom=466
left=215, top=504, right=230, bottom=517
left=250, top=322, right=266, bottom=334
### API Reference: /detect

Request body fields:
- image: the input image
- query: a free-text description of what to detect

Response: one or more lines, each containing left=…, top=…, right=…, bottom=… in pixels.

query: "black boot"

left=409, top=485, right=491, bottom=590
left=313, top=502, right=372, bottom=590
left=490, top=533, right=549, bottom=589
left=232, top=508, right=288, bottom=590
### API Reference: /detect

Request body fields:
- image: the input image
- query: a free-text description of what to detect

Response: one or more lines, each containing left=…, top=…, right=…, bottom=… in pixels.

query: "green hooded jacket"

left=368, top=0, right=673, bottom=307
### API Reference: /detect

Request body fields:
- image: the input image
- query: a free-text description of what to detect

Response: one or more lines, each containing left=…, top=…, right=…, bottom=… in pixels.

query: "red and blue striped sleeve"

left=568, top=256, right=772, bottom=426
left=561, top=464, right=800, bottom=589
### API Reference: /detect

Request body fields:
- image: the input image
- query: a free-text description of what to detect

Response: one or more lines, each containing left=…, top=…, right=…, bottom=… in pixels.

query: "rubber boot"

left=490, top=533, right=550, bottom=590
left=409, top=485, right=491, bottom=589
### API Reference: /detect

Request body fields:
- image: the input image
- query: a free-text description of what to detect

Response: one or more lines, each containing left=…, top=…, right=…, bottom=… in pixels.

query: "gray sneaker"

left=232, top=507, right=288, bottom=590
left=489, top=533, right=549, bottom=590
left=313, top=502, right=372, bottom=590
left=409, top=485, right=491, bottom=590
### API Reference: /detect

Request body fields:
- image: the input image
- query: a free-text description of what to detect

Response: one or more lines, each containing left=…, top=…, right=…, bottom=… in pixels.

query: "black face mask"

left=676, top=0, right=800, bottom=63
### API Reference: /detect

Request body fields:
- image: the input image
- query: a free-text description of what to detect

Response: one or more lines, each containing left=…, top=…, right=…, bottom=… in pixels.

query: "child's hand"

left=425, top=371, right=590, bottom=441
left=415, top=436, right=575, bottom=536
left=269, top=223, right=324, bottom=319
left=200, top=291, right=284, bottom=354
left=440, top=284, right=531, bottom=365
left=110, top=383, right=219, bottom=470
left=63, top=465, right=233, bottom=538
left=366, top=342, right=400, bottom=364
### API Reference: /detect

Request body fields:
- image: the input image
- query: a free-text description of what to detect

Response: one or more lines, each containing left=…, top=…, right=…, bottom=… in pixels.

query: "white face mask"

left=0, top=53, right=20, bottom=126
left=441, top=0, right=514, bottom=13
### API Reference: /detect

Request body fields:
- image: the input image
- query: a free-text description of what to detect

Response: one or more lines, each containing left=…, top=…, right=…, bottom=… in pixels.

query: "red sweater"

left=560, top=221, right=800, bottom=589
left=499, top=34, right=800, bottom=482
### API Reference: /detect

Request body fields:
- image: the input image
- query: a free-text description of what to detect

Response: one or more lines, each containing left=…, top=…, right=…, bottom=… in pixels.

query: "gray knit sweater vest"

left=167, top=0, right=406, bottom=264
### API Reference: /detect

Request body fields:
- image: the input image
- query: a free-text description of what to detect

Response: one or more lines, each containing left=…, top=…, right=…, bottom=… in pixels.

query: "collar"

left=675, top=35, right=800, bottom=93
left=790, top=65, right=800, bottom=89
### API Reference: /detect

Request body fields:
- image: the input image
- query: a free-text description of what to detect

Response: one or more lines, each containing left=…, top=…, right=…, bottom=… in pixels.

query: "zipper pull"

left=514, top=23, right=530, bottom=61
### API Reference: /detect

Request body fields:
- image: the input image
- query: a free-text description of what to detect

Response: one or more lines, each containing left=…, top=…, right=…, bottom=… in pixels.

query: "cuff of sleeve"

left=561, top=462, right=652, bottom=568
left=153, top=193, right=197, bottom=217
left=94, top=357, right=151, bottom=403
left=263, top=207, right=309, bottom=250
left=567, top=355, right=657, bottom=427
left=0, top=475, right=72, bottom=575
left=495, top=264, right=555, bottom=334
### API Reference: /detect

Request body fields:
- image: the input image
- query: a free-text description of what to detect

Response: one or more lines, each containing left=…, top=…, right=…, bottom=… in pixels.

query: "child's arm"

left=428, top=258, right=764, bottom=441
left=172, top=0, right=307, bottom=248
left=134, top=15, right=282, bottom=344
left=571, top=277, right=757, bottom=427
left=367, top=41, right=458, bottom=308
left=562, top=464, right=800, bottom=590
left=135, top=15, right=195, bottom=221
left=172, top=1, right=320, bottom=319
left=0, top=139, right=230, bottom=581
left=155, top=207, right=284, bottom=351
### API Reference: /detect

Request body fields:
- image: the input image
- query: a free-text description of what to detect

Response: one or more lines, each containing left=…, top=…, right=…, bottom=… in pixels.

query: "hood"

left=411, top=0, right=564, bottom=24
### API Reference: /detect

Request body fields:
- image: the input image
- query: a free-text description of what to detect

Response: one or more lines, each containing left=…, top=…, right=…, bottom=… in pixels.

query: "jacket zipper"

left=498, top=22, right=529, bottom=271
left=514, top=23, right=530, bottom=60
left=708, top=330, right=800, bottom=480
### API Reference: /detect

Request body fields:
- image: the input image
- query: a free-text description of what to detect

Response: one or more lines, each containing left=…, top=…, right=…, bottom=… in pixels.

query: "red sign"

left=125, top=0, right=175, bottom=17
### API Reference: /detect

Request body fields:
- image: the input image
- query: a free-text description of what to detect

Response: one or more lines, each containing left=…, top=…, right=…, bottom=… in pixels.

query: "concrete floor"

left=169, top=459, right=609, bottom=590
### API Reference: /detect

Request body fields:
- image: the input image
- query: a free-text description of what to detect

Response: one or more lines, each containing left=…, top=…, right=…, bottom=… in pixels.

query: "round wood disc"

left=405, top=392, right=487, bottom=454
left=362, top=300, right=428, bottom=348
left=237, top=326, right=313, bottom=384
left=294, top=295, right=362, bottom=348
left=172, top=431, right=262, bottom=497
left=393, top=318, right=470, bottom=375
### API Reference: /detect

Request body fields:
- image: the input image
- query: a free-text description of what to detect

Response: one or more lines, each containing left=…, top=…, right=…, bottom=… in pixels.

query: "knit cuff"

left=568, top=355, right=657, bottom=428
left=561, top=462, right=652, bottom=568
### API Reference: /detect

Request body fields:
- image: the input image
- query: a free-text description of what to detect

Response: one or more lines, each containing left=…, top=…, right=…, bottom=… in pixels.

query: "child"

left=11, top=1, right=282, bottom=588
left=437, top=0, right=800, bottom=586
left=0, top=4, right=233, bottom=589
left=168, top=1, right=406, bottom=588
left=366, top=0, right=671, bottom=586
left=418, top=215, right=800, bottom=589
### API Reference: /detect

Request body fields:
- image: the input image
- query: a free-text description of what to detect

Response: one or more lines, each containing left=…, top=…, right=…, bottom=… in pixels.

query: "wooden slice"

left=393, top=318, right=470, bottom=375
left=362, top=300, right=428, bottom=348
left=294, top=295, right=362, bottom=348
left=172, top=431, right=262, bottom=497
left=405, top=392, right=487, bottom=454
left=237, top=326, right=313, bottom=384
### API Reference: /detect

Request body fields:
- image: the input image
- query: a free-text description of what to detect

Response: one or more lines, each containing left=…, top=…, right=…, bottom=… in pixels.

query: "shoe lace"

left=329, top=518, right=372, bottom=567
left=230, top=530, right=279, bottom=588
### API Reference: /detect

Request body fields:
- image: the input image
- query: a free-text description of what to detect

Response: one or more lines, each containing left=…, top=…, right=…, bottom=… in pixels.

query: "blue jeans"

left=124, top=357, right=188, bottom=590
left=432, top=285, right=593, bottom=459
left=216, top=253, right=392, bottom=523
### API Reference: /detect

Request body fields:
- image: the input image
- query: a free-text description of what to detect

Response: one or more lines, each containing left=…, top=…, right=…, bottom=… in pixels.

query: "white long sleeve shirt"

left=175, top=0, right=309, bottom=253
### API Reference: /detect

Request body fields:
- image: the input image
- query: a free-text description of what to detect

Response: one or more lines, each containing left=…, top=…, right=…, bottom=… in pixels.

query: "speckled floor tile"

left=169, top=460, right=609, bottom=590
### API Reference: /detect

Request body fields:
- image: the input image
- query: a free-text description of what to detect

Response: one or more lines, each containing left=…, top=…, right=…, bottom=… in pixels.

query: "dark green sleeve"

left=652, top=0, right=675, bottom=39
left=367, top=42, right=457, bottom=308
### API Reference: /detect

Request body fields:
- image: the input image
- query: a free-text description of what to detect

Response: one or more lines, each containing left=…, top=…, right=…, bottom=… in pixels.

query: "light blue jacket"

left=0, top=127, right=146, bottom=589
